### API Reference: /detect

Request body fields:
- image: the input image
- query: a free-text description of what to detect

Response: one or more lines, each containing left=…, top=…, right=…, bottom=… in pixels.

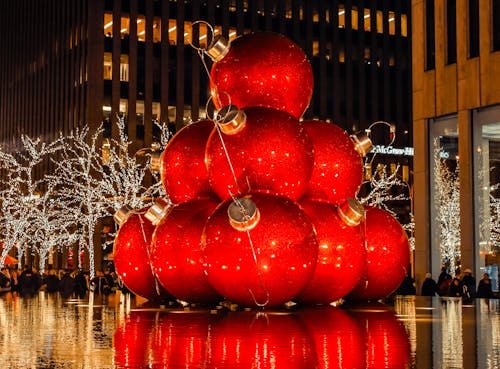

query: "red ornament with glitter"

left=149, top=198, right=221, bottom=304
left=207, top=32, right=313, bottom=119
left=157, top=119, right=216, bottom=204
left=347, top=207, right=410, bottom=301
left=296, top=199, right=366, bottom=304
left=205, top=106, right=314, bottom=201
left=202, top=193, right=318, bottom=308
left=113, top=206, right=169, bottom=301
left=301, top=119, right=369, bottom=205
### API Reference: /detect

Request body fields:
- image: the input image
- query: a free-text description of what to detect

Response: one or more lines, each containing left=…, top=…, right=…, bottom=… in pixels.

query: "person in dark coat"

left=461, top=268, right=476, bottom=298
left=448, top=277, right=462, bottom=297
left=74, top=270, right=88, bottom=298
left=421, top=272, right=438, bottom=296
left=477, top=273, right=494, bottom=298
left=45, top=269, right=60, bottom=293
left=59, top=270, right=76, bottom=298
left=18, top=266, right=38, bottom=296
left=396, top=274, right=416, bottom=295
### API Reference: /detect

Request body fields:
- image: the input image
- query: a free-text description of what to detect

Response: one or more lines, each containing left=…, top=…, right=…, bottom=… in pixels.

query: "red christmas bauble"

left=150, top=198, right=221, bottom=304
left=114, top=311, right=155, bottom=368
left=298, top=307, right=366, bottom=369
left=352, top=304, right=410, bottom=369
left=348, top=207, right=410, bottom=301
left=159, top=119, right=216, bottom=203
left=150, top=312, right=216, bottom=367
left=202, top=193, right=318, bottom=308
left=208, top=312, right=316, bottom=369
left=209, top=32, right=313, bottom=119
left=205, top=106, right=314, bottom=201
left=301, top=119, right=363, bottom=205
left=113, top=209, right=169, bottom=301
left=296, top=200, right=366, bottom=304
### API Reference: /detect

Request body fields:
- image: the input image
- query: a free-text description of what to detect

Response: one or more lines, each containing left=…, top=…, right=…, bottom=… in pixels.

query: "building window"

left=493, top=0, right=500, bottom=51
left=137, top=16, right=146, bottom=42
left=468, top=0, right=480, bottom=58
left=104, top=53, right=112, bottom=80
left=120, top=55, right=129, bottom=82
left=425, top=0, right=435, bottom=70
left=473, top=106, right=500, bottom=292
left=429, top=115, right=459, bottom=279
left=446, top=0, right=457, bottom=64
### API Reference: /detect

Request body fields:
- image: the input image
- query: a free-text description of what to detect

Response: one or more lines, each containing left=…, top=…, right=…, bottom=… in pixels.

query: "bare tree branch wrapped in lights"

left=0, top=135, right=65, bottom=268
left=490, top=183, right=500, bottom=250
left=433, top=138, right=461, bottom=276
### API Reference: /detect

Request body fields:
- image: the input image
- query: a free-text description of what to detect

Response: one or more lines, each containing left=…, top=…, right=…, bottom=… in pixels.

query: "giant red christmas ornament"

left=157, top=119, right=216, bottom=204
left=149, top=198, right=221, bottom=304
left=205, top=106, right=314, bottom=201
left=301, top=119, right=370, bottom=205
left=352, top=304, right=411, bottom=368
left=207, top=32, right=313, bottom=119
left=113, top=206, right=170, bottom=301
left=348, top=207, right=410, bottom=301
left=298, top=307, right=365, bottom=369
left=296, top=199, right=366, bottom=304
left=208, top=312, right=316, bottom=368
left=202, top=193, right=318, bottom=308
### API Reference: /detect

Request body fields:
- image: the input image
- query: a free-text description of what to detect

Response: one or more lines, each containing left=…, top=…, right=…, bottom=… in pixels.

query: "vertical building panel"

left=129, top=0, right=138, bottom=143
left=175, top=0, right=185, bottom=130
left=145, top=0, right=154, bottom=147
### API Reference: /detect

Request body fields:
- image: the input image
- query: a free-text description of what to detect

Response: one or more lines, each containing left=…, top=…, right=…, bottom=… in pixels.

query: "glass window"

left=104, top=13, right=113, bottom=38
left=468, top=0, right=479, bottom=58
left=446, top=0, right=457, bottom=64
left=429, top=115, right=459, bottom=278
left=120, top=55, right=129, bottom=82
left=137, top=16, right=146, bottom=42
left=103, top=53, right=112, bottom=80
left=493, top=0, right=500, bottom=51
left=473, top=106, right=500, bottom=292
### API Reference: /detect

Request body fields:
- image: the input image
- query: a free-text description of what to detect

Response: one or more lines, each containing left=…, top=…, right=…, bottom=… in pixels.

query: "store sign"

left=371, top=145, right=414, bottom=156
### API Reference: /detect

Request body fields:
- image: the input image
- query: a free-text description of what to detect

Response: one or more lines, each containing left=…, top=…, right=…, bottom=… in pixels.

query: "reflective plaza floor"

left=0, top=292, right=499, bottom=369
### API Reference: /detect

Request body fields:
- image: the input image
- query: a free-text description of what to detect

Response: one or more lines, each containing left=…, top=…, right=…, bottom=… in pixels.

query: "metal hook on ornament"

left=189, top=20, right=216, bottom=53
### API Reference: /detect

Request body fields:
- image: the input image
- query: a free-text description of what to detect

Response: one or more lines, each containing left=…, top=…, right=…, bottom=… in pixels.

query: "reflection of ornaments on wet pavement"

left=156, top=119, right=216, bottom=204
left=208, top=31, right=313, bottom=119
left=296, top=198, right=366, bottom=304
left=351, top=304, right=411, bottom=369
left=113, top=206, right=170, bottom=301
left=114, top=311, right=156, bottom=368
left=208, top=312, right=316, bottom=369
left=348, top=207, right=410, bottom=301
left=298, top=307, right=366, bottom=369
left=205, top=106, right=314, bottom=201
left=151, top=312, right=216, bottom=367
left=202, top=193, right=318, bottom=308
left=301, top=119, right=371, bottom=205
left=148, top=198, right=221, bottom=304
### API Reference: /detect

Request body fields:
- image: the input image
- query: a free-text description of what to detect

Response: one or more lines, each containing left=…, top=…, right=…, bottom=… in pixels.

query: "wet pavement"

left=0, top=292, right=498, bottom=368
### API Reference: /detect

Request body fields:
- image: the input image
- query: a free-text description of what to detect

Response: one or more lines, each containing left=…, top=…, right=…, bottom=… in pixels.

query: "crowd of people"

left=0, top=265, right=126, bottom=298
left=420, top=267, right=496, bottom=301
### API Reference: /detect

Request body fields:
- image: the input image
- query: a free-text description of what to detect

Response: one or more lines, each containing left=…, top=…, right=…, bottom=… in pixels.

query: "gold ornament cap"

left=114, top=205, right=134, bottom=227
left=206, top=35, right=231, bottom=62
left=150, top=151, right=162, bottom=172
left=217, top=105, right=247, bottom=135
left=227, top=197, right=260, bottom=231
left=350, top=132, right=373, bottom=157
left=145, top=198, right=171, bottom=225
left=337, top=198, right=365, bottom=226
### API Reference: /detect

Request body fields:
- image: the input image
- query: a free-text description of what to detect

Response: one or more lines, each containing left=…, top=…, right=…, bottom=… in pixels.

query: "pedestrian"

left=448, top=277, right=462, bottom=298
left=421, top=272, right=438, bottom=296
left=477, top=273, right=494, bottom=298
left=461, top=268, right=476, bottom=298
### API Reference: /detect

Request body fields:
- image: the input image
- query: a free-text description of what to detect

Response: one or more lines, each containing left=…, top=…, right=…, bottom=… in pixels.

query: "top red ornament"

left=207, top=32, right=313, bottom=119
left=156, top=119, right=216, bottom=204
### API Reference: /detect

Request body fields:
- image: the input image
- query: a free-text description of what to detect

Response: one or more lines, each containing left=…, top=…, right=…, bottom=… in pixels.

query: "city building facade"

left=412, top=0, right=500, bottom=291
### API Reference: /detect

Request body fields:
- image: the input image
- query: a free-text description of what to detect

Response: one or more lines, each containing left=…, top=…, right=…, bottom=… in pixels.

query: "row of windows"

left=425, top=0, right=500, bottom=71
left=103, top=7, right=408, bottom=45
